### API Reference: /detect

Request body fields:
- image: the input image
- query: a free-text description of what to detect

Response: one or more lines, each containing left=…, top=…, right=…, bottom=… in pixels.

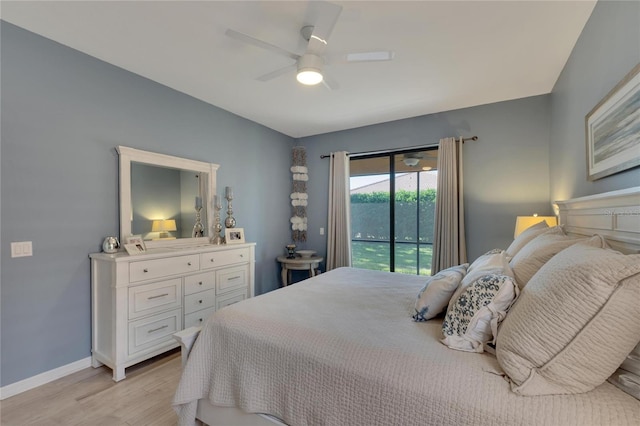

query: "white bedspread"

left=173, top=267, right=640, bottom=426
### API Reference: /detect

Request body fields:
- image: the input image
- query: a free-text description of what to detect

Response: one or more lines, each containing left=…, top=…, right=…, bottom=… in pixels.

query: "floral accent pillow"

left=441, top=273, right=519, bottom=353
left=446, top=250, right=514, bottom=315
left=413, top=264, right=468, bottom=322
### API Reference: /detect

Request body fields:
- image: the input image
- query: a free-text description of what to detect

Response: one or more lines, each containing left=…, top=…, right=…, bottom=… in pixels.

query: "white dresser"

left=90, top=243, right=255, bottom=381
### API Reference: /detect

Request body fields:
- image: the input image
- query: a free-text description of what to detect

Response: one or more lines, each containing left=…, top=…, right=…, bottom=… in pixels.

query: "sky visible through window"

left=350, top=174, right=391, bottom=190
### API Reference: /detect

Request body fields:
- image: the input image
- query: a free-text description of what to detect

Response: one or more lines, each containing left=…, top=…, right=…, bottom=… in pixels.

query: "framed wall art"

left=585, top=63, right=640, bottom=181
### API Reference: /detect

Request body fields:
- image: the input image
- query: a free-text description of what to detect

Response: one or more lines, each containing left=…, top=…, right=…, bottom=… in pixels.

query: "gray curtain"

left=431, top=137, right=467, bottom=274
left=326, top=151, right=352, bottom=270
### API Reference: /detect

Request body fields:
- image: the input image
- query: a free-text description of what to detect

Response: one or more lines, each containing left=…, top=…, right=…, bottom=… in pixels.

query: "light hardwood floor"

left=0, top=350, right=182, bottom=426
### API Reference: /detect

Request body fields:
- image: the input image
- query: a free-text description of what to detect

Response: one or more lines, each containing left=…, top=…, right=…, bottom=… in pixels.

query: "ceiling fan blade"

left=256, top=64, right=296, bottom=82
left=225, top=29, right=299, bottom=61
left=306, top=1, right=343, bottom=56
left=321, top=72, right=340, bottom=90
left=346, top=51, right=395, bottom=62
left=326, top=51, right=395, bottom=65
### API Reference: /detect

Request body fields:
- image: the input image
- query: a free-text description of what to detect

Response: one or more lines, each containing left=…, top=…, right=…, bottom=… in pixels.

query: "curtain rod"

left=319, top=136, right=478, bottom=159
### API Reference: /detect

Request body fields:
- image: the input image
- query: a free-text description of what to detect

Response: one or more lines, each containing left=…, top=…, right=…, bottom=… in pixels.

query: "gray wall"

left=2, top=0, right=638, bottom=390
left=0, top=22, right=293, bottom=387
left=550, top=0, right=640, bottom=201
left=301, top=95, right=552, bottom=263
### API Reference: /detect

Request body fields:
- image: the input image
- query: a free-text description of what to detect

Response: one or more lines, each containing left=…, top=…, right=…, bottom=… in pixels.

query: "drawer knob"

left=210, top=258, right=215, bottom=263
left=188, top=262, right=192, bottom=266
left=198, top=281, right=203, bottom=286
left=143, top=268, right=149, bottom=273
left=198, top=300, right=203, bottom=304
left=199, top=318, right=203, bottom=323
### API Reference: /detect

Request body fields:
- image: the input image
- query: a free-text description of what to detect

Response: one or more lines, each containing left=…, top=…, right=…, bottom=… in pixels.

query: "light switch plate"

left=11, top=241, right=33, bottom=258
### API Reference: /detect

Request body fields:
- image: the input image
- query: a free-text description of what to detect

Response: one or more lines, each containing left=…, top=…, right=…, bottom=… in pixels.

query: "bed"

left=173, top=187, right=640, bottom=426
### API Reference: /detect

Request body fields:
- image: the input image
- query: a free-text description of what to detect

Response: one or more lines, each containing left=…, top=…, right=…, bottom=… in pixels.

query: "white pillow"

left=496, top=238, right=640, bottom=396
left=447, top=250, right=514, bottom=314
left=509, top=228, right=593, bottom=288
left=505, top=220, right=549, bottom=257
left=413, top=264, right=468, bottom=321
left=441, top=273, right=519, bottom=353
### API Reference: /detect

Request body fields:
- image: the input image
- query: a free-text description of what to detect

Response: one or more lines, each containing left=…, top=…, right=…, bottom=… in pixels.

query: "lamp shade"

left=514, top=215, right=557, bottom=238
left=151, top=219, right=177, bottom=232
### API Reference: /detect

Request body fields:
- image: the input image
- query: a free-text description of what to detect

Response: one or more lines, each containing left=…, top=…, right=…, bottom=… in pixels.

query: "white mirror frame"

left=117, top=146, right=219, bottom=249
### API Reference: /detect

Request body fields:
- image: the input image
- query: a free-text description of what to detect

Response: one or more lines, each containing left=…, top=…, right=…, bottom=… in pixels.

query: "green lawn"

left=351, top=241, right=432, bottom=276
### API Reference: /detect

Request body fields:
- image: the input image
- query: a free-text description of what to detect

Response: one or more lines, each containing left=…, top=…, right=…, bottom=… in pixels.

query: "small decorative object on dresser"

left=124, top=235, right=146, bottom=255
left=102, top=236, right=120, bottom=254
left=210, top=195, right=224, bottom=245
left=225, top=228, right=245, bottom=244
left=89, top=243, right=256, bottom=381
left=586, top=63, right=640, bottom=181
left=192, top=196, right=205, bottom=238
left=224, top=186, right=236, bottom=228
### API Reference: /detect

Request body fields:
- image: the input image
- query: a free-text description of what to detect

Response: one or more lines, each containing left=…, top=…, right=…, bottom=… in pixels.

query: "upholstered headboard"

left=555, top=186, right=640, bottom=254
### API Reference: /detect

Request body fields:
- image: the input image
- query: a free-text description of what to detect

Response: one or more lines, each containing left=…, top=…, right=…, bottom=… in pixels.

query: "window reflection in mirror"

left=131, top=163, right=207, bottom=240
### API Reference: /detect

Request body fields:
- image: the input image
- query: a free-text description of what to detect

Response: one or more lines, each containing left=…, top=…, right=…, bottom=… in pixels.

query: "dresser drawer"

left=128, top=279, right=182, bottom=320
left=184, top=306, right=216, bottom=329
left=216, top=265, right=248, bottom=295
left=201, top=248, right=250, bottom=270
left=184, top=289, right=215, bottom=315
left=216, top=290, right=247, bottom=309
left=184, top=272, right=215, bottom=295
left=128, top=308, right=182, bottom=356
left=129, top=254, right=200, bottom=283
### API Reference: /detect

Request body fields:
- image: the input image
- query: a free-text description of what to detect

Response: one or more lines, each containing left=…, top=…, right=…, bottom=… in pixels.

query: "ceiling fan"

left=403, top=153, right=424, bottom=167
left=225, top=1, right=394, bottom=89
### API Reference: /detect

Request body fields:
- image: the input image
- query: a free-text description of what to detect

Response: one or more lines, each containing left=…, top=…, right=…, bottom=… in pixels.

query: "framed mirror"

left=117, top=146, right=219, bottom=249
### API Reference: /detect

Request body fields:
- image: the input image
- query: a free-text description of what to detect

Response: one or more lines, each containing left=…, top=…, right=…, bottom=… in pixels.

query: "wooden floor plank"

left=0, top=350, right=181, bottom=426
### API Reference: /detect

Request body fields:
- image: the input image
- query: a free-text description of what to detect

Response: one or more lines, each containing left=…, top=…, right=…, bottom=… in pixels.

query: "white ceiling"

left=1, top=1, right=596, bottom=138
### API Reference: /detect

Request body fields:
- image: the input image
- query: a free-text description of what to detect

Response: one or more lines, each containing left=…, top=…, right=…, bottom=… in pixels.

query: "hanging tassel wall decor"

left=291, top=146, right=308, bottom=242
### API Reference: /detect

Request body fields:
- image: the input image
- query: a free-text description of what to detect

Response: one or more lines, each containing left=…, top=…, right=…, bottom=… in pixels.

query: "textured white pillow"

left=505, top=220, right=549, bottom=257
left=509, top=228, right=594, bottom=288
left=496, top=238, right=640, bottom=396
left=441, top=274, right=519, bottom=353
left=447, top=250, right=514, bottom=314
left=413, top=264, right=468, bottom=321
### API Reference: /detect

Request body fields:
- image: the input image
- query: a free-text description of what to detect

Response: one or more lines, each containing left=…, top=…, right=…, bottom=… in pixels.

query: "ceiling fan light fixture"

left=297, top=54, right=324, bottom=85
left=297, top=70, right=323, bottom=85
left=403, top=158, right=420, bottom=167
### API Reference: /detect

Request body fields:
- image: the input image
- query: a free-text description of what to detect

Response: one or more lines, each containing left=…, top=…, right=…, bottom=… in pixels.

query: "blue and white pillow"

left=441, top=273, right=519, bottom=353
left=413, top=264, right=468, bottom=322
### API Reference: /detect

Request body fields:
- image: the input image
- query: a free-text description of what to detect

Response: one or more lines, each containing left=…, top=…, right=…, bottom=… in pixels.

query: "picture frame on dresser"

left=586, top=63, right=640, bottom=181
left=123, top=243, right=145, bottom=255
left=124, top=235, right=146, bottom=255
left=225, top=228, right=245, bottom=244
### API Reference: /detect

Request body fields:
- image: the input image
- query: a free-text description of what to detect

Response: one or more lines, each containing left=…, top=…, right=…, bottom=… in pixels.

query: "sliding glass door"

left=350, top=149, right=437, bottom=275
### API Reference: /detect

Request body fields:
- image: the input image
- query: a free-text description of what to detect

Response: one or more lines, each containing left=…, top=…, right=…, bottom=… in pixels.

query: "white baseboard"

left=0, top=356, right=92, bottom=400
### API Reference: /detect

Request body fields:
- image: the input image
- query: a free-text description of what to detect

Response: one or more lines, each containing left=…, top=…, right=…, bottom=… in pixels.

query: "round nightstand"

left=276, top=255, right=324, bottom=286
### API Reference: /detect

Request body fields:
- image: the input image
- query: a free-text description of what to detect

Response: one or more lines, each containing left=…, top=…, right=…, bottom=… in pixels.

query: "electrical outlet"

left=320, top=227, right=325, bottom=235
left=11, top=241, right=33, bottom=258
